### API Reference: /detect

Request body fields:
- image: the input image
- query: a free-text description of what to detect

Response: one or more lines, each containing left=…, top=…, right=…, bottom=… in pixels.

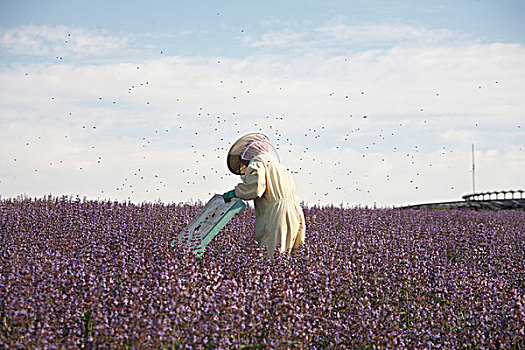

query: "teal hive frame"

left=173, top=194, right=246, bottom=257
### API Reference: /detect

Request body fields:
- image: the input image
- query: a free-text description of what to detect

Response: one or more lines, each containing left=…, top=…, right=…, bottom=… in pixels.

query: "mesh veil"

left=227, top=133, right=280, bottom=175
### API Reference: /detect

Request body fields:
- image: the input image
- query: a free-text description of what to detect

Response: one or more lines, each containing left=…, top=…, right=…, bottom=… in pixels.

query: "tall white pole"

left=472, top=143, right=475, bottom=194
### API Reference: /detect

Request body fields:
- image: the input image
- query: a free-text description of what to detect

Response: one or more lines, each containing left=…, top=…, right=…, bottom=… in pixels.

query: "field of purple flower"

left=1, top=196, right=524, bottom=349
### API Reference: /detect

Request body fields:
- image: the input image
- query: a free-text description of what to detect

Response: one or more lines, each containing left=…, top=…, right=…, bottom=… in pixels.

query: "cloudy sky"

left=1, top=0, right=524, bottom=207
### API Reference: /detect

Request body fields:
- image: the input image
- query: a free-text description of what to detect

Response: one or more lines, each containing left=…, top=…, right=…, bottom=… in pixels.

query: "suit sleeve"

left=234, top=158, right=266, bottom=200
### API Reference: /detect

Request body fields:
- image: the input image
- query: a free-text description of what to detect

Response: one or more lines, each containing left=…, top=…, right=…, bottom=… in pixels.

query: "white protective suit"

left=228, top=134, right=305, bottom=256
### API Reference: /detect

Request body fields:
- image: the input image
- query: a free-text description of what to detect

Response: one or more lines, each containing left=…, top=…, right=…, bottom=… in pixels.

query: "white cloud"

left=315, top=23, right=461, bottom=45
left=249, top=29, right=308, bottom=49
left=246, top=23, right=467, bottom=53
left=1, top=24, right=524, bottom=206
left=0, top=25, right=130, bottom=58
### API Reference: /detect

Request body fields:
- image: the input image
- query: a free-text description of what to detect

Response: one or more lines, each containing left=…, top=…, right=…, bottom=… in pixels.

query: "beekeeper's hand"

left=222, top=190, right=236, bottom=203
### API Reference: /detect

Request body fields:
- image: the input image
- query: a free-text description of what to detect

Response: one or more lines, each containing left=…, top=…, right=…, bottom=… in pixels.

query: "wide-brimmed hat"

left=227, top=133, right=280, bottom=175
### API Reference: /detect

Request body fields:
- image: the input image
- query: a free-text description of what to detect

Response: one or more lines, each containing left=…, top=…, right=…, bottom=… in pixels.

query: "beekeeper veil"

left=227, top=133, right=280, bottom=175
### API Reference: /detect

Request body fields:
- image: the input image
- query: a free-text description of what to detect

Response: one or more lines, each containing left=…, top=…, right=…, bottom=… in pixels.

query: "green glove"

left=222, top=190, right=236, bottom=203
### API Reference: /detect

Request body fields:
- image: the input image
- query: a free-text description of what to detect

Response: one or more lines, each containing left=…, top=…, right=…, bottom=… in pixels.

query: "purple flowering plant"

left=1, top=196, right=524, bottom=348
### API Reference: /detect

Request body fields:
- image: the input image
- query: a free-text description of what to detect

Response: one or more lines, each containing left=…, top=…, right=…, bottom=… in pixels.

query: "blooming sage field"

left=1, top=196, right=524, bottom=349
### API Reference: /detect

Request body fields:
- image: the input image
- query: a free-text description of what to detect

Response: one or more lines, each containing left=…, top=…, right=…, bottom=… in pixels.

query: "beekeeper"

left=223, top=133, right=305, bottom=257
